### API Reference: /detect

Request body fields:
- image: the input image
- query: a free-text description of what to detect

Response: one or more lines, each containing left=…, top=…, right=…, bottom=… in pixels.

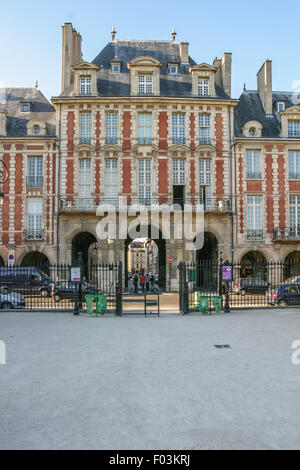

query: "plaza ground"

left=1, top=308, right=300, bottom=450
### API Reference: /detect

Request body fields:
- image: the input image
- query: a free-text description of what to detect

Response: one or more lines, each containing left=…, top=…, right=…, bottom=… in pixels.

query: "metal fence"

left=178, top=259, right=300, bottom=314
left=0, top=262, right=123, bottom=314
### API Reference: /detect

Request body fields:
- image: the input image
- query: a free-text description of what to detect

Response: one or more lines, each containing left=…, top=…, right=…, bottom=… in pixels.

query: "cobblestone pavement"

left=1, top=308, right=300, bottom=450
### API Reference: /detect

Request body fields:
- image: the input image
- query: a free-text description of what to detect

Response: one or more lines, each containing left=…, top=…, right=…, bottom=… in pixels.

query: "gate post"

left=178, top=262, right=188, bottom=315
left=116, top=261, right=123, bottom=316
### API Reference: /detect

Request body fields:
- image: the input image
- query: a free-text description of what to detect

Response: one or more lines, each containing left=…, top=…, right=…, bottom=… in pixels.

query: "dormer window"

left=80, top=77, right=91, bottom=95
left=112, top=64, right=120, bottom=73
left=168, top=64, right=178, bottom=75
left=138, top=75, right=153, bottom=95
left=20, top=102, right=32, bottom=113
left=198, top=79, right=209, bottom=96
left=277, top=101, right=285, bottom=112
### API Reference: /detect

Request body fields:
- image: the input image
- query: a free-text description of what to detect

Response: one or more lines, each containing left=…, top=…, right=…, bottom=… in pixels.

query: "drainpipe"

left=55, top=104, right=62, bottom=266
left=228, top=106, right=234, bottom=265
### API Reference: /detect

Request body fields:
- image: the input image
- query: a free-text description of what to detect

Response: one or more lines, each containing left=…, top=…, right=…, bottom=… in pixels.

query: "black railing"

left=80, top=137, right=91, bottom=145
left=273, top=227, right=300, bottom=241
left=179, top=259, right=300, bottom=313
left=27, top=176, right=43, bottom=187
left=105, top=137, right=118, bottom=145
left=172, top=137, right=186, bottom=145
left=247, top=229, right=263, bottom=240
left=59, top=197, right=232, bottom=212
left=199, top=138, right=211, bottom=145
left=137, top=137, right=152, bottom=145
left=246, top=172, right=262, bottom=179
left=23, top=230, right=44, bottom=241
left=0, top=263, right=122, bottom=314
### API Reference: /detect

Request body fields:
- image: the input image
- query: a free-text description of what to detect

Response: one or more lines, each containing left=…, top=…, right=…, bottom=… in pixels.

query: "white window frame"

left=27, top=198, right=43, bottom=240
left=277, top=101, right=285, bottom=112
left=138, top=159, right=152, bottom=205
left=137, top=113, right=152, bottom=145
left=138, top=75, right=153, bottom=95
left=80, top=113, right=91, bottom=144
left=247, top=195, right=263, bottom=239
left=105, top=113, right=118, bottom=145
left=290, top=196, right=300, bottom=236
left=198, top=79, right=209, bottom=96
left=288, top=151, right=300, bottom=179
left=168, top=64, right=178, bottom=75
left=27, top=156, right=43, bottom=187
left=104, top=159, right=118, bottom=206
left=246, top=150, right=261, bottom=179
left=199, top=114, right=211, bottom=145
left=172, top=113, right=185, bottom=145
left=79, top=159, right=92, bottom=206
left=80, top=77, right=91, bottom=95
left=288, top=121, right=300, bottom=137
left=173, top=159, right=185, bottom=185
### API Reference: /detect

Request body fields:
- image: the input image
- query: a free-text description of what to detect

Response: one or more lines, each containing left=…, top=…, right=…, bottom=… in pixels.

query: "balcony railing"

left=273, top=227, right=300, bottom=241
left=23, top=229, right=44, bottom=241
left=137, top=137, right=152, bottom=145
left=247, top=229, right=263, bottom=240
left=59, top=197, right=232, bottom=212
left=199, top=138, right=211, bottom=145
left=172, top=137, right=186, bottom=145
left=246, top=172, right=262, bottom=179
left=105, top=137, right=118, bottom=145
left=27, top=176, right=43, bottom=188
left=80, top=137, right=91, bottom=145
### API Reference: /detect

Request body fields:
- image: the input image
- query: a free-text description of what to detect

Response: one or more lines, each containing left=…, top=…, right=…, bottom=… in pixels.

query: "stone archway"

left=284, top=250, right=300, bottom=279
left=240, top=251, right=267, bottom=280
left=0, top=256, right=5, bottom=267
left=20, top=251, right=50, bottom=275
left=196, top=232, right=218, bottom=262
left=195, top=232, right=219, bottom=289
left=124, top=226, right=166, bottom=290
left=71, top=232, right=97, bottom=279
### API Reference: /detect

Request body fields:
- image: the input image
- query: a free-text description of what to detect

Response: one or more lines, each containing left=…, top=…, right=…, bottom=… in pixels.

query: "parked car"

left=268, top=283, right=300, bottom=306
left=52, top=281, right=99, bottom=302
left=234, top=278, right=269, bottom=295
left=0, top=267, right=53, bottom=297
left=0, top=286, right=26, bottom=309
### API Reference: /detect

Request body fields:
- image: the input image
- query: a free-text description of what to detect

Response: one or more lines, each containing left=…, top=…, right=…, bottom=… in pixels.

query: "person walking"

left=140, top=274, right=146, bottom=292
left=145, top=273, right=150, bottom=292
left=133, top=274, right=138, bottom=293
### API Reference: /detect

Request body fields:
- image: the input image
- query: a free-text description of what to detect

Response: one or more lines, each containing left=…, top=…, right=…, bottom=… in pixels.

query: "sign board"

left=70, top=267, right=81, bottom=282
left=188, top=269, right=197, bottom=283
left=9, top=255, right=14, bottom=260
left=222, top=266, right=232, bottom=282
left=168, top=257, right=174, bottom=264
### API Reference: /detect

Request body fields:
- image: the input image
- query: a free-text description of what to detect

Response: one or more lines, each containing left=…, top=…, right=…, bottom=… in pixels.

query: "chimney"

left=213, top=53, right=232, bottom=97
left=257, top=60, right=272, bottom=115
left=180, top=42, right=189, bottom=63
left=61, top=23, right=82, bottom=93
left=0, top=109, right=7, bottom=136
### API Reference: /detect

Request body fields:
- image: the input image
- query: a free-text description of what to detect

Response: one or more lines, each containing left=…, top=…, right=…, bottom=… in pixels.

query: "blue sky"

left=1, top=0, right=300, bottom=100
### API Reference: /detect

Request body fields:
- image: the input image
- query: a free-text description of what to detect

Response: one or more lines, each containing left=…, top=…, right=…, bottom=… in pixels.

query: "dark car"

left=234, top=278, right=269, bottom=295
left=52, top=281, right=99, bottom=302
left=272, top=283, right=300, bottom=306
left=0, top=286, right=26, bottom=309
left=0, top=267, right=53, bottom=297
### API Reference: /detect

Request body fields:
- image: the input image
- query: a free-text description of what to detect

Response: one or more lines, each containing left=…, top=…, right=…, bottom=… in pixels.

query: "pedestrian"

left=150, top=275, right=155, bottom=291
left=140, top=274, right=146, bottom=292
left=133, top=274, right=138, bottom=293
left=145, top=273, right=150, bottom=292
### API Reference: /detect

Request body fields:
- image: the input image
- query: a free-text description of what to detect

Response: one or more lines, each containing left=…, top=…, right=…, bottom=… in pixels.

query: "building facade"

left=1, top=23, right=300, bottom=288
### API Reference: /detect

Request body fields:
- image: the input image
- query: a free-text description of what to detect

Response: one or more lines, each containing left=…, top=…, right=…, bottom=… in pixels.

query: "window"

left=173, top=159, right=185, bottom=185
left=138, top=113, right=152, bottom=144
left=112, top=64, right=120, bottom=73
left=105, top=113, right=118, bottom=145
left=80, top=77, right=91, bottom=95
left=27, top=156, right=43, bottom=187
left=138, top=159, right=152, bottom=204
left=169, top=64, right=178, bottom=75
left=290, top=196, right=300, bottom=236
left=78, top=159, right=93, bottom=209
left=172, top=114, right=185, bottom=144
left=199, top=114, right=211, bottom=144
left=277, top=101, right=285, bottom=112
left=20, top=103, right=31, bottom=113
left=27, top=198, right=43, bottom=240
left=80, top=113, right=91, bottom=144
left=247, top=196, right=263, bottom=239
left=199, top=159, right=212, bottom=207
left=289, top=151, right=300, bottom=179
left=198, top=79, right=209, bottom=96
left=138, top=75, right=153, bottom=95
left=288, top=121, right=300, bottom=137
left=246, top=150, right=261, bottom=179
left=105, top=159, right=118, bottom=206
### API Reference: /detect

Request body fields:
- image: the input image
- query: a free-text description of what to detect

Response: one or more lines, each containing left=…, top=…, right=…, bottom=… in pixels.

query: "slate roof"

left=62, top=40, right=230, bottom=99
left=235, top=90, right=300, bottom=138
left=0, top=88, right=56, bottom=137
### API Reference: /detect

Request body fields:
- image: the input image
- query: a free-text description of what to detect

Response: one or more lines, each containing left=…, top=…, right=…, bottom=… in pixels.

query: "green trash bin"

left=199, top=296, right=209, bottom=314
left=96, top=294, right=107, bottom=316
left=85, top=294, right=95, bottom=315
left=212, top=295, right=222, bottom=313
